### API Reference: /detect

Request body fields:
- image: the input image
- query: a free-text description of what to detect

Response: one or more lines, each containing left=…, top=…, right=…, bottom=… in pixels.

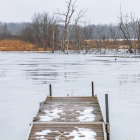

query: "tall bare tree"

left=57, top=0, right=76, bottom=52
left=130, top=15, right=140, bottom=53
left=119, top=11, right=134, bottom=53
left=73, top=10, right=86, bottom=53
left=135, top=20, right=140, bottom=53
left=82, top=24, right=94, bottom=53
left=0, top=23, right=11, bottom=40
left=109, top=25, right=120, bottom=51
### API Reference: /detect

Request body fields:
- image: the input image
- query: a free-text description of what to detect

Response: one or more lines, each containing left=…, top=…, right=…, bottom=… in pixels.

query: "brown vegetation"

left=1, top=1, right=140, bottom=53
left=0, top=40, right=35, bottom=51
left=0, top=39, right=139, bottom=52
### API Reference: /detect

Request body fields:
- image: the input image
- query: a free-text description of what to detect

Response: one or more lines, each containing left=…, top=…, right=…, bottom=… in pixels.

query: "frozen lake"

left=0, top=52, right=140, bottom=140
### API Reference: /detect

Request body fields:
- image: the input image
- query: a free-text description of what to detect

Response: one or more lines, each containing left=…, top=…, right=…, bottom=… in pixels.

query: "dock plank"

left=28, top=97, right=105, bottom=140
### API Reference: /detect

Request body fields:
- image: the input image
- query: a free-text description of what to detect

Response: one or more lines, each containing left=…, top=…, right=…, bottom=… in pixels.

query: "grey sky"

left=0, top=0, right=140, bottom=24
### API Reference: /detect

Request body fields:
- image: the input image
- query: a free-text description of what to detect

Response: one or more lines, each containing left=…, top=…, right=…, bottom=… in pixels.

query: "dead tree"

left=49, top=17, right=60, bottom=53
left=135, top=20, right=140, bottom=53
left=82, top=24, right=94, bottom=53
left=27, top=13, right=60, bottom=51
left=0, top=23, right=11, bottom=40
left=73, top=10, right=86, bottom=53
left=32, top=14, right=42, bottom=48
left=57, top=0, right=76, bottom=52
left=96, top=25, right=107, bottom=53
left=130, top=15, right=140, bottom=53
left=119, top=11, right=134, bottom=53
left=109, top=25, right=120, bottom=52
left=20, top=23, right=34, bottom=43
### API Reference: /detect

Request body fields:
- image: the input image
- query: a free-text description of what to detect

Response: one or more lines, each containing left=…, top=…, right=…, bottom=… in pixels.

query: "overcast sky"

left=0, top=0, right=140, bottom=24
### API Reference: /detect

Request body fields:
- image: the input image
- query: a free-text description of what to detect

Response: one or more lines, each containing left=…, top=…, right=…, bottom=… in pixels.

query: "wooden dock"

left=28, top=83, right=109, bottom=140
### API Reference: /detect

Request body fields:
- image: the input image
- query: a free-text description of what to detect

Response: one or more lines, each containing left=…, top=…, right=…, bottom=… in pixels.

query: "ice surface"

left=0, top=52, right=140, bottom=140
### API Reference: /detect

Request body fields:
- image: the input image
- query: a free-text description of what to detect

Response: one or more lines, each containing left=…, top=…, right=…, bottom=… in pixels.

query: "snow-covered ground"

left=0, top=52, right=140, bottom=140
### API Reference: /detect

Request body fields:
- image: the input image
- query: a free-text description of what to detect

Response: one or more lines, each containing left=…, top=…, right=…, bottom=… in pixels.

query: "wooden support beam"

left=49, top=84, right=52, bottom=97
left=105, top=94, right=110, bottom=140
left=92, top=81, right=94, bottom=97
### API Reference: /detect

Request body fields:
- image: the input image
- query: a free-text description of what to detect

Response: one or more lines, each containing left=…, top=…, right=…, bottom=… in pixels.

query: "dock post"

left=92, top=81, right=94, bottom=97
left=49, top=84, right=52, bottom=97
left=105, top=94, right=110, bottom=140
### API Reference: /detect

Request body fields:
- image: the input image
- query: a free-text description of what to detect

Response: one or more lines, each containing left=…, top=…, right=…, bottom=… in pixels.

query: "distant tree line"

left=1, top=0, right=140, bottom=54
left=0, top=22, right=11, bottom=40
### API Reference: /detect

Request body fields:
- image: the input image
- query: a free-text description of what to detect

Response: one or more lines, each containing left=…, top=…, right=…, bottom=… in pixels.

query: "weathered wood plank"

left=28, top=97, right=105, bottom=140
left=29, top=124, right=104, bottom=140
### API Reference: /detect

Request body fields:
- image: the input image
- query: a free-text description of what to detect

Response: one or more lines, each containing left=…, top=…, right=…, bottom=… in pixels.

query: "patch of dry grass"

left=0, top=40, right=35, bottom=51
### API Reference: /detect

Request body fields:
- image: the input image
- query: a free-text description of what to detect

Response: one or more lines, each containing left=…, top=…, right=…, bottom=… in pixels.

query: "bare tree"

left=0, top=23, right=11, bottom=40
left=135, top=20, right=140, bottom=53
left=130, top=15, right=140, bottom=53
left=96, top=25, right=108, bottom=53
left=32, top=14, right=42, bottom=48
left=20, top=23, right=34, bottom=43
left=49, top=17, right=60, bottom=53
left=82, top=24, right=94, bottom=53
left=57, top=0, right=76, bottom=52
left=73, top=10, right=86, bottom=53
left=119, top=11, right=134, bottom=53
left=109, top=25, right=120, bottom=52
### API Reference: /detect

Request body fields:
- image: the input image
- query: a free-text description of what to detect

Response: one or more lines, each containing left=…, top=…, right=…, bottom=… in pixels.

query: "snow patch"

left=65, top=127, right=96, bottom=140
left=35, top=130, right=51, bottom=135
left=35, top=130, right=52, bottom=140
left=35, top=129, right=61, bottom=140
left=77, top=107, right=95, bottom=122
left=39, top=108, right=63, bottom=121
left=35, top=136, right=46, bottom=140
